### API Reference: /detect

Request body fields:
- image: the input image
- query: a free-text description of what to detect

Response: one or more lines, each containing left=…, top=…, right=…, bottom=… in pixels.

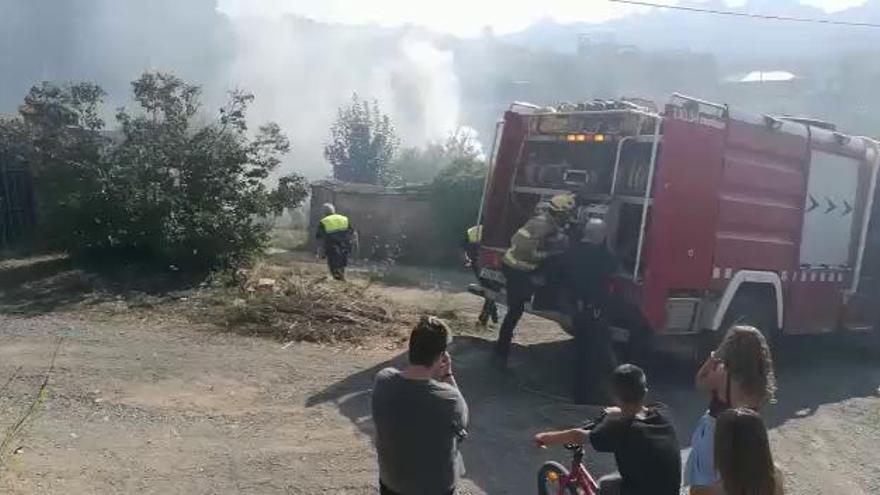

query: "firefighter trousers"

left=497, top=264, right=535, bottom=360
left=325, top=244, right=349, bottom=281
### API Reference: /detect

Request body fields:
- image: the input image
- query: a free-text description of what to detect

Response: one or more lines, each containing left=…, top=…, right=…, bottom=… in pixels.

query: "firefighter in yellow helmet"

left=462, top=224, right=499, bottom=326
left=316, top=203, right=355, bottom=281
left=495, top=193, right=576, bottom=364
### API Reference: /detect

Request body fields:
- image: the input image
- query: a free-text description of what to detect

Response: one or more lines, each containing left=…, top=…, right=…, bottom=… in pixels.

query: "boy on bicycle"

left=534, top=364, right=681, bottom=495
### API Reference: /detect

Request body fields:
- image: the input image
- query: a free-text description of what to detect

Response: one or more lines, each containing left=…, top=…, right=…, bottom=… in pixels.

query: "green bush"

left=1, top=72, right=306, bottom=270
left=429, top=156, right=487, bottom=261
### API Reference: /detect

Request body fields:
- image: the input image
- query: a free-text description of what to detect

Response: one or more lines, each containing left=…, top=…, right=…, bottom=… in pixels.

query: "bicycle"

left=536, top=416, right=604, bottom=495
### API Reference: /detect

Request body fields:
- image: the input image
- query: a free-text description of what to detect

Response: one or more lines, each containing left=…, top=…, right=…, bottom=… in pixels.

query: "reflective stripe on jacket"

left=503, top=214, right=559, bottom=272
left=320, top=214, right=351, bottom=234
left=466, top=225, right=482, bottom=244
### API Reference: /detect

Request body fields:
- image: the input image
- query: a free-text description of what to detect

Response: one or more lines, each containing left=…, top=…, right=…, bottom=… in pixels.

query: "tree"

left=272, top=172, right=310, bottom=215
left=391, top=127, right=483, bottom=185
left=429, top=154, right=487, bottom=259
left=15, top=82, right=111, bottom=251
left=8, top=72, right=306, bottom=269
left=391, top=143, right=446, bottom=184
left=324, top=93, right=399, bottom=185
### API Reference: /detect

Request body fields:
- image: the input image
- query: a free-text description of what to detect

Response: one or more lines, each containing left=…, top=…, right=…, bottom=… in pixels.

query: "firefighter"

left=462, top=224, right=499, bottom=326
left=564, top=217, right=619, bottom=404
left=316, top=203, right=355, bottom=281
left=495, top=193, right=576, bottom=365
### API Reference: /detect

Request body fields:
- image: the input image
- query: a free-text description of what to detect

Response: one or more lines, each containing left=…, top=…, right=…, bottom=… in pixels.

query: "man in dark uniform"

left=462, top=225, right=499, bottom=326
left=316, top=203, right=355, bottom=281
left=564, top=217, right=621, bottom=404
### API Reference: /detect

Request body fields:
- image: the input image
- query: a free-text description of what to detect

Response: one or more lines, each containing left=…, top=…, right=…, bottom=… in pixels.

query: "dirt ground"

left=1, top=257, right=879, bottom=494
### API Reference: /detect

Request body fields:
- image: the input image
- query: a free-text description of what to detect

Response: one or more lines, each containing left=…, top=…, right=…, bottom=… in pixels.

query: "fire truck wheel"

left=695, top=286, right=779, bottom=364
left=722, top=286, right=780, bottom=340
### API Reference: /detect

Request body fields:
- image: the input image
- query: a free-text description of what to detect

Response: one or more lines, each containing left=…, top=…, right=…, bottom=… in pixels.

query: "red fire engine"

left=472, top=94, right=880, bottom=356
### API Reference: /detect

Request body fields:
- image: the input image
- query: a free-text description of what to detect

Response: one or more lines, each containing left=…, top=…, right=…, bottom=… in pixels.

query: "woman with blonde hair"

left=685, top=325, right=777, bottom=494
left=715, top=407, right=784, bottom=495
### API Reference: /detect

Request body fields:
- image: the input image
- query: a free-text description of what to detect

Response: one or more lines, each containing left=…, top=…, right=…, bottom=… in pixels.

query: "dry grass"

left=208, top=263, right=414, bottom=345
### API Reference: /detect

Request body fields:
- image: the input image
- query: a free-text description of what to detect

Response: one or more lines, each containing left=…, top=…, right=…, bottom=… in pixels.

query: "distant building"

left=721, top=69, right=808, bottom=116
left=724, top=70, right=798, bottom=84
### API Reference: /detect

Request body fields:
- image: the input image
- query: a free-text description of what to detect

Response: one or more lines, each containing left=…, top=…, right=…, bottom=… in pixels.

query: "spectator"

left=534, top=364, right=681, bottom=495
left=371, top=316, right=468, bottom=495
left=685, top=325, right=777, bottom=494
left=715, top=407, right=784, bottom=495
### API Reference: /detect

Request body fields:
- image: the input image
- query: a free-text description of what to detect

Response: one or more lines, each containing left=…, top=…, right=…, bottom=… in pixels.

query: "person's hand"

left=435, top=352, right=453, bottom=381
left=704, top=352, right=726, bottom=389
left=696, top=350, right=725, bottom=392
left=534, top=432, right=550, bottom=448
left=604, top=406, right=622, bottom=419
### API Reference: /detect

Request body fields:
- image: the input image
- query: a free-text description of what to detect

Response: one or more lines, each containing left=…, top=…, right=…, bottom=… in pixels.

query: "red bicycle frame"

left=544, top=444, right=599, bottom=494
left=567, top=447, right=599, bottom=494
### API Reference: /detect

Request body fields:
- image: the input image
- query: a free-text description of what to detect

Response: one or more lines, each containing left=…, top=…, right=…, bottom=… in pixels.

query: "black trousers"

left=573, top=309, right=617, bottom=405
left=497, top=264, right=535, bottom=359
left=325, top=244, right=349, bottom=280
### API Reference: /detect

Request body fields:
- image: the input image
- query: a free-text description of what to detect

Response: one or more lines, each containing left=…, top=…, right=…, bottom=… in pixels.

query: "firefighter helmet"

left=548, top=193, right=576, bottom=214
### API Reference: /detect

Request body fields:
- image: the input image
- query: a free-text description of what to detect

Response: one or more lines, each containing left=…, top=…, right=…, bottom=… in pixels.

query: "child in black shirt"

left=534, top=364, right=681, bottom=495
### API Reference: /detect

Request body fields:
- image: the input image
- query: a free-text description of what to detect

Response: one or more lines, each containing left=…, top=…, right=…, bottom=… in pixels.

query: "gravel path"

left=0, top=260, right=878, bottom=494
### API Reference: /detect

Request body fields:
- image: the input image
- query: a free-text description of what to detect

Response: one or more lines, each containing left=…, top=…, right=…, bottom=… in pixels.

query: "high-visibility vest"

left=503, top=248, right=538, bottom=271
left=320, top=214, right=350, bottom=234
left=466, top=225, right=482, bottom=244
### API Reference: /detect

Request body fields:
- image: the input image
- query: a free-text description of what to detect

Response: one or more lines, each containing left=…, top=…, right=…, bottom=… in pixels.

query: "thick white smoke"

left=371, top=37, right=462, bottom=147
left=226, top=17, right=466, bottom=179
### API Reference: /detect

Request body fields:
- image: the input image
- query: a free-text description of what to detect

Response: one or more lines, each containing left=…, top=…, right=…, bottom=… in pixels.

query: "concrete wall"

left=309, top=182, right=447, bottom=264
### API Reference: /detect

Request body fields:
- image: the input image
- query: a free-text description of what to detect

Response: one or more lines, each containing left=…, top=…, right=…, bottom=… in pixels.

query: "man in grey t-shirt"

left=372, top=316, right=469, bottom=495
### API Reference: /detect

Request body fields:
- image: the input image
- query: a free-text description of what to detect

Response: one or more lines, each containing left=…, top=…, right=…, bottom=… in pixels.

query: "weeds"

left=210, top=263, right=413, bottom=345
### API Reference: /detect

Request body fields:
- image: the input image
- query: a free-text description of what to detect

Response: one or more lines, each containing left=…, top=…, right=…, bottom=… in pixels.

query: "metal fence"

left=0, top=155, right=35, bottom=249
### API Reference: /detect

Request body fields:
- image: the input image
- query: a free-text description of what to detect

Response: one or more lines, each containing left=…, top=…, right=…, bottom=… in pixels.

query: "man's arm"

left=534, top=428, right=590, bottom=447
left=436, top=352, right=469, bottom=431
left=452, top=385, right=469, bottom=434
left=316, top=222, right=325, bottom=240
left=584, top=412, right=625, bottom=453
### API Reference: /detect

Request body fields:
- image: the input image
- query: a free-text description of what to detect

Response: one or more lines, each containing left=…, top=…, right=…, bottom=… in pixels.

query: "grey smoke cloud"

left=0, top=1, right=468, bottom=180
left=227, top=17, right=465, bottom=178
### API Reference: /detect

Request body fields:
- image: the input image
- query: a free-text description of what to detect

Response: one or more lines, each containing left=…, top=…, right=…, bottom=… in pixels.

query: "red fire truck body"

left=474, top=95, right=880, bottom=347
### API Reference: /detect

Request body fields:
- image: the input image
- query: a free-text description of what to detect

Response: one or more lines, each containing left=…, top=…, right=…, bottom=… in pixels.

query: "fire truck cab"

left=472, top=94, right=880, bottom=354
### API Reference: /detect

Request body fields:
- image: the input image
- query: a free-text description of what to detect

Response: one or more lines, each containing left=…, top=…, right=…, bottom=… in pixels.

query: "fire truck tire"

left=860, top=328, right=880, bottom=359
left=722, top=286, right=780, bottom=339
left=695, top=286, right=779, bottom=364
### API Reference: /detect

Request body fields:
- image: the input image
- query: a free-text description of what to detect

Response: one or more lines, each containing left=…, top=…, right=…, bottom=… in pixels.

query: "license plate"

left=481, top=268, right=505, bottom=285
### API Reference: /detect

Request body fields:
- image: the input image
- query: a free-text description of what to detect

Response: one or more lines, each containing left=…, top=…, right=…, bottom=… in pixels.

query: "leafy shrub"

left=429, top=156, right=487, bottom=261
left=2, top=72, right=306, bottom=270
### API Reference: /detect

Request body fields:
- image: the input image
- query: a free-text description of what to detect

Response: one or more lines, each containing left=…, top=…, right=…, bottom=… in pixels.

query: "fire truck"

left=471, top=94, right=880, bottom=357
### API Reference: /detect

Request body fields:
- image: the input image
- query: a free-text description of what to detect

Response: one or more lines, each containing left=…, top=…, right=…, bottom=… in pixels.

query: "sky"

left=218, top=0, right=869, bottom=37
